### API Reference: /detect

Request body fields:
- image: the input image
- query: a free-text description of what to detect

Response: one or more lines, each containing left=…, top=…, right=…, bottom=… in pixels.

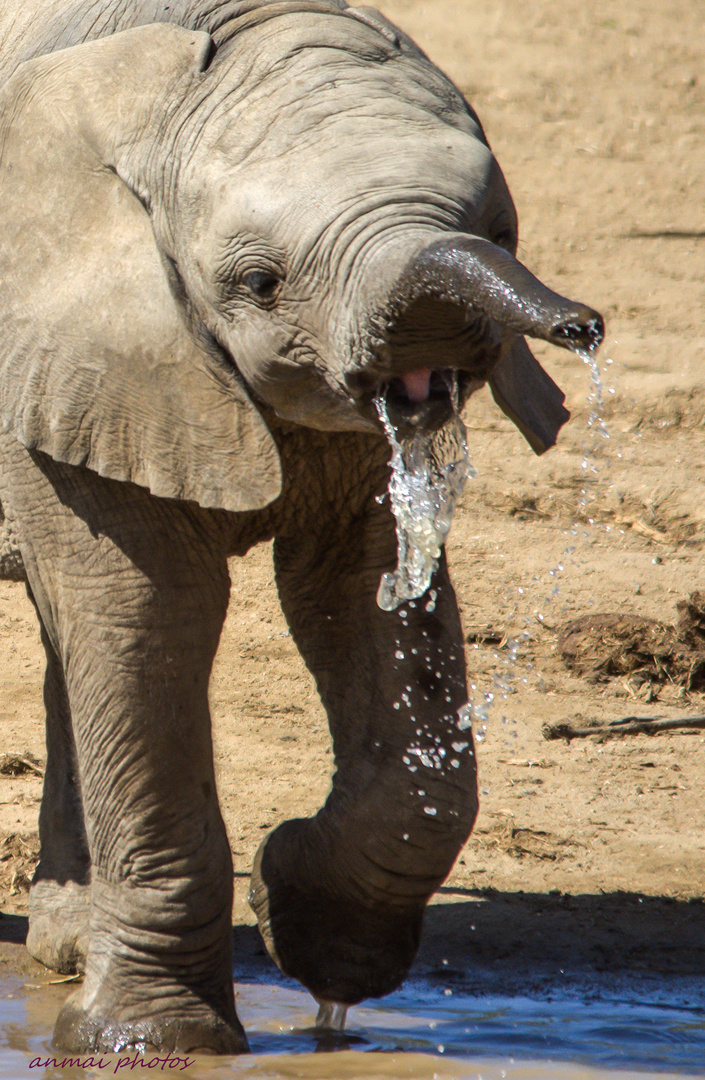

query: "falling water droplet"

left=457, top=704, right=472, bottom=731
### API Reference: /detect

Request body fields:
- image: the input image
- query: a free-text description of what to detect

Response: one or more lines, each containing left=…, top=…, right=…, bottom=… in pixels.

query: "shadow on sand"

left=415, top=887, right=705, bottom=998
left=232, top=886, right=705, bottom=998
left=2, top=889, right=703, bottom=997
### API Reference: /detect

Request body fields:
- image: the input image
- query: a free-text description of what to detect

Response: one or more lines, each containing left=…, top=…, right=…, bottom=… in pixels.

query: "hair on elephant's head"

left=0, top=1, right=603, bottom=515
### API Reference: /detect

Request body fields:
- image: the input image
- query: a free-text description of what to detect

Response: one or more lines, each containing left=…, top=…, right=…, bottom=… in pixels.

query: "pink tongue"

left=401, top=367, right=432, bottom=403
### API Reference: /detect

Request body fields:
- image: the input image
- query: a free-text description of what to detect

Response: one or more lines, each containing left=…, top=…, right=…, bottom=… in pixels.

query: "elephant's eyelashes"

left=243, top=270, right=282, bottom=302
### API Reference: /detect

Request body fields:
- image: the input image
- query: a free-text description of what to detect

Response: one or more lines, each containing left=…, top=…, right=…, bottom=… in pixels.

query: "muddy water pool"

left=0, top=968, right=703, bottom=1080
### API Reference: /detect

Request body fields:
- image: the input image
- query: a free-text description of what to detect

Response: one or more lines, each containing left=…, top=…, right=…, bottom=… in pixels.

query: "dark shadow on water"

left=298, top=1028, right=369, bottom=1053
left=0, top=900, right=701, bottom=1072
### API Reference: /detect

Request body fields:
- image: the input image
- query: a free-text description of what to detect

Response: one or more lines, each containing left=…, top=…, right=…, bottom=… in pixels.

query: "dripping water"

left=578, top=345, right=610, bottom=473
left=463, top=341, right=610, bottom=750
left=374, top=376, right=475, bottom=612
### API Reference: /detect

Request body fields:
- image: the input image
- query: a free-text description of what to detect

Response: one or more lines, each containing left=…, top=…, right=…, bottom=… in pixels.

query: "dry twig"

left=543, top=714, right=705, bottom=743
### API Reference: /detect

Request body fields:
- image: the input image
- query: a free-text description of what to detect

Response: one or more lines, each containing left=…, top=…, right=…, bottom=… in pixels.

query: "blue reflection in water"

left=240, top=982, right=705, bottom=1075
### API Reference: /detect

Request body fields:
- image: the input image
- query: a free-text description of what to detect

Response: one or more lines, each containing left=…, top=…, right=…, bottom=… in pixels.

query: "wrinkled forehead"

left=184, top=10, right=495, bottom=219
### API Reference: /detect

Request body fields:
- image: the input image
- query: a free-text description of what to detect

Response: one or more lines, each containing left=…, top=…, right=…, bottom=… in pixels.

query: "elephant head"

left=155, top=3, right=602, bottom=450
left=0, top=3, right=602, bottom=522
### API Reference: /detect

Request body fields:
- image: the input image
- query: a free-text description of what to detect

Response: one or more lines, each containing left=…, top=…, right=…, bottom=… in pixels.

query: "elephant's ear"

left=489, top=336, right=570, bottom=455
left=0, top=25, right=281, bottom=512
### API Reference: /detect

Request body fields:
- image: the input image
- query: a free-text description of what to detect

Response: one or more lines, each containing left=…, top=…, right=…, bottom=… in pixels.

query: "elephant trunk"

left=391, top=234, right=604, bottom=355
left=249, top=535, right=476, bottom=1007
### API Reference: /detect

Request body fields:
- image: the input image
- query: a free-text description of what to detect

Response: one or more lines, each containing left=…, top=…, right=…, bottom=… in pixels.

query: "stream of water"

left=374, top=384, right=474, bottom=612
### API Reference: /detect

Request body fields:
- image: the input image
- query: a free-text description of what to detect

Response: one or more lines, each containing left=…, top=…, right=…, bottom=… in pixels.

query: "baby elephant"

left=0, top=0, right=602, bottom=1054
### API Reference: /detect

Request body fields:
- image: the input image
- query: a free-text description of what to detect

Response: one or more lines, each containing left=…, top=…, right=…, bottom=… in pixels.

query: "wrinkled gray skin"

left=0, top=0, right=604, bottom=1055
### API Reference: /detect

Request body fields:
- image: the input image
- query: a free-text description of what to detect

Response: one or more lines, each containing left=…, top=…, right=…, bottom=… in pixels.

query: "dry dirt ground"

left=0, top=0, right=704, bottom=996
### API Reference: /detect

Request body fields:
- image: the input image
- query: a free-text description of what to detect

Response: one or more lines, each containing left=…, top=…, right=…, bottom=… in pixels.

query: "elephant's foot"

left=51, top=885, right=247, bottom=1056
left=27, top=879, right=90, bottom=974
left=53, top=992, right=248, bottom=1055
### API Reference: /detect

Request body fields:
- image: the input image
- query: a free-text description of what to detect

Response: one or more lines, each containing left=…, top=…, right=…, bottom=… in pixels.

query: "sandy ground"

left=0, top=0, right=704, bottom=993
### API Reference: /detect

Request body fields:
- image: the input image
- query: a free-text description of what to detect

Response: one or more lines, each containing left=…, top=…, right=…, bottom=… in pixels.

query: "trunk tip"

left=550, top=308, right=605, bottom=354
left=315, top=999, right=349, bottom=1031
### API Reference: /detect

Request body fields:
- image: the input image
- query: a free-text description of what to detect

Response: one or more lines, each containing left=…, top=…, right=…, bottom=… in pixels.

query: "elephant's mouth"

left=352, top=294, right=501, bottom=437
left=377, top=368, right=481, bottom=435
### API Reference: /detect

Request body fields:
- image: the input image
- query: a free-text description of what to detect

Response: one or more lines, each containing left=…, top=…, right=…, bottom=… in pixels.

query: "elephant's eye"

left=243, top=270, right=282, bottom=302
left=488, top=212, right=517, bottom=254
left=492, top=227, right=517, bottom=252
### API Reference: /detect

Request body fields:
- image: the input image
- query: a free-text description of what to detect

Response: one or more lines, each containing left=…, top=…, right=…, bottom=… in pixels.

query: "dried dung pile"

left=0, top=753, right=43, bottom=777
left=0, top=832, right=39, bottom=896
left=556, top=592, right=705, bottom=691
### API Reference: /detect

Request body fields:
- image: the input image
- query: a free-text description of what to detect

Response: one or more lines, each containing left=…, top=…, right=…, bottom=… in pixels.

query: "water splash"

left=577, top=345, right=610, bottom=473
left=375, top=386, right=475, bottom=611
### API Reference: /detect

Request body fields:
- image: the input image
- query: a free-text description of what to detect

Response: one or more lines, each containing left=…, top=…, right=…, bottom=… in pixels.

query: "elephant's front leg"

left=250, top=500, right=477, bottom=1005
left=0, top=446, right=246, bottom=1055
